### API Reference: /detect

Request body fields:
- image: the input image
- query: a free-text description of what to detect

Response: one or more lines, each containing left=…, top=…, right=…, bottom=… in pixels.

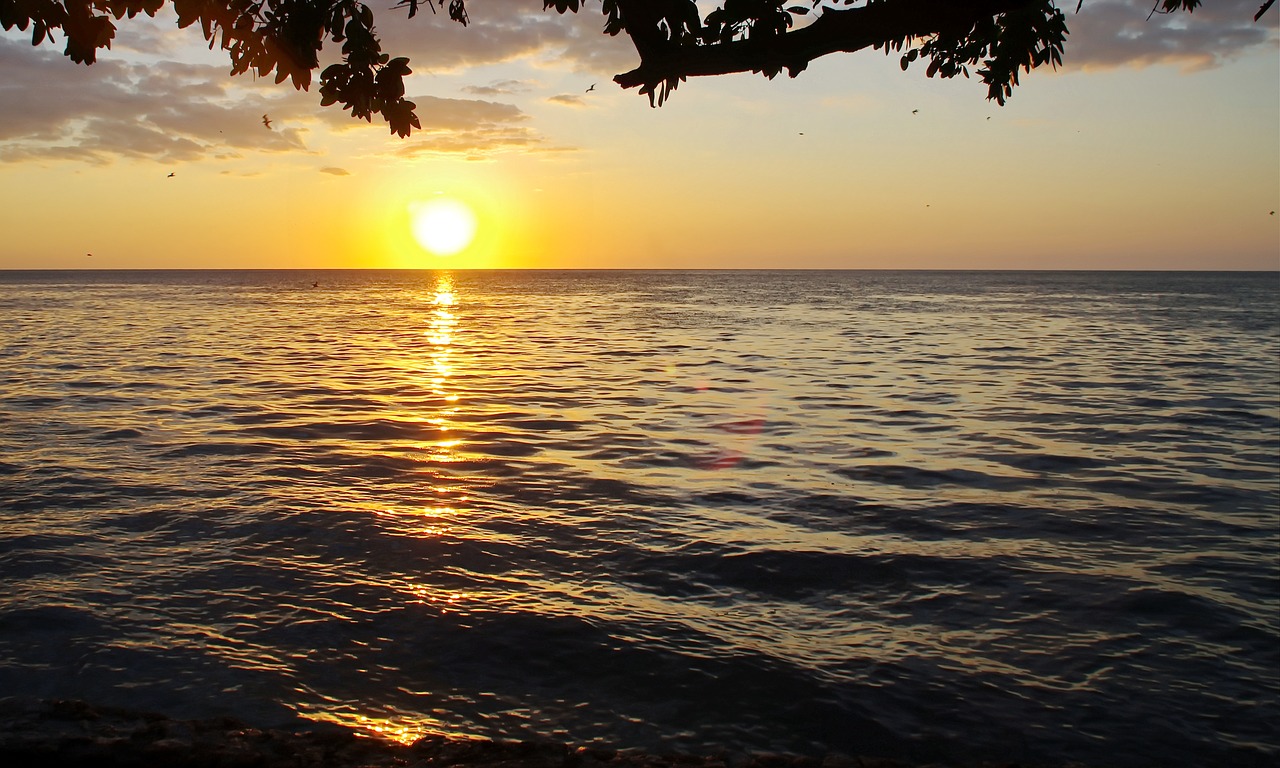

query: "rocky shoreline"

left=0, top=699, right=1078, bottom=768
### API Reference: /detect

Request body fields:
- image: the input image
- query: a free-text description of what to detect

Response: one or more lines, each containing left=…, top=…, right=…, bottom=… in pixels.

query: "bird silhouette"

left=262, top=114, right=272, bottom=129
left=912, top=109, right=919, bottom=114
left=585, top=84, right=596, bottom=93
left=167, top=172, right=175, bottom=177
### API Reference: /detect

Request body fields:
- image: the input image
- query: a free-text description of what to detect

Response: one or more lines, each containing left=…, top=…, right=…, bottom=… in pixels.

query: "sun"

left=410, top=199, right=478, bottom=256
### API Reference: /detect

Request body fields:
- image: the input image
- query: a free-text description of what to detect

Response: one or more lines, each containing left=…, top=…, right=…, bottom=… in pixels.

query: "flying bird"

left=262, top=114, right=272, bottom=129
left=912, top=109, right=919, bottom=114
left=585, top=84, right=596, bottom=93
left=167, top=172, right=175, bottom=177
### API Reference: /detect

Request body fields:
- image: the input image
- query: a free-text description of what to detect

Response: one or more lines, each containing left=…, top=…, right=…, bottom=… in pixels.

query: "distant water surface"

left=0, top=270, right=1277, bottom=767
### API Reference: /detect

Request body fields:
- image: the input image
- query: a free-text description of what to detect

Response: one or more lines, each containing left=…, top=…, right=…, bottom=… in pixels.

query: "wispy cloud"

left=547, top=93, right=588, bottom=107
left=377, top=95, right=560, bottom=158
left=1064, top=0, right=1277, bottom=71
left=0, top=25, right=565, bottom=163
left=0, top=37, right=308, bottom=163
left=107, top=6, right=207, bottom=57
left=375, top=6, right=635, bottom=76
left=319, top=166, right=351, bottom=175
left=0, top=5, right=639, bottom=165
left=462, top=79, right=536, bottom=96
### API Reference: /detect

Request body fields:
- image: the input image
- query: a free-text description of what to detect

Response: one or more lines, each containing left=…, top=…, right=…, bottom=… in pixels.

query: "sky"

left=0, top=0, right=1277, bottom=270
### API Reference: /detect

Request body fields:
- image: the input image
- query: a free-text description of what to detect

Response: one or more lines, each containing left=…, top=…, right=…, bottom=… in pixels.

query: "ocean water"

left=0, top=269, right=1276, bottom=767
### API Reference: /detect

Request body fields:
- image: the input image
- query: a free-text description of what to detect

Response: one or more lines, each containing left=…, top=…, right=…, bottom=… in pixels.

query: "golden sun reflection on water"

left=357, top=275, right=477, bottom=535
left=302, top=278, right=486, bottom=743
left=372, top=504, right=461, bottom=537
left=425, top=276, right=461, bottom=462
left=300, top=709, right=472, bottom=746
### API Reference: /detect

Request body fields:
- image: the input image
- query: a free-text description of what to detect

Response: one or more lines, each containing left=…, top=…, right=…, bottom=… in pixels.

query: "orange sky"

left=0, top=2, right=1277, bottom=270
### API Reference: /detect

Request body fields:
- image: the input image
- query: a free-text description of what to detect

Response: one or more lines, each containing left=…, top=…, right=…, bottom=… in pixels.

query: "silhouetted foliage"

left=0, top=0, right=1272, bottom=136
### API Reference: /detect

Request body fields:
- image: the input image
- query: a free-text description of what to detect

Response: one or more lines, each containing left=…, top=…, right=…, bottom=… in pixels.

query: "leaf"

left=447, top=0, right=468, bottom=25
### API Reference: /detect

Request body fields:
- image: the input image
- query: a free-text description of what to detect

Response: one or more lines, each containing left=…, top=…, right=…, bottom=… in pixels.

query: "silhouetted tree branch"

left=608, top=0, right=1063, bottom=106
left=0, top=0, right=1272, bottom=136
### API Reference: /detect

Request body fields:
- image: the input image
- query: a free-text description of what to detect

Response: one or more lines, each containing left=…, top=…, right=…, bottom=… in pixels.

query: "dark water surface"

left=1, top=270, right=1276, bottom=766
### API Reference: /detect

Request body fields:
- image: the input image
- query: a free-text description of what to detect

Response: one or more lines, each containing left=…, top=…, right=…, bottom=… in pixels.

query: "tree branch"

left=614, top=0, right=1039, bottom=90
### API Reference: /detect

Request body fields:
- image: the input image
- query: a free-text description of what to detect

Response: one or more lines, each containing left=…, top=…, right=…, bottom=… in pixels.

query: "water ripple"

left=0, top=270, right=1276, bottom=767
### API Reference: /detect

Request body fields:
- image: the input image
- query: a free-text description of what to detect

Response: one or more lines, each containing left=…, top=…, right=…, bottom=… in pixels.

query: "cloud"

left=547, top=93, right=588, bottom=107
left=0, top=36, right=308, bottom=164
left=0, top=4, right=626, bottom=163
left=378, top=95, right=563, bottom=158
left=1064, top=0, right=1278, bottom=71
left=319, top=166, right=350, bottom=175
left=373, top=5, right=637, bottom=78
left=315, top=94, right=560, bottom=157
left=107, top=6, right=206, bottom=57
left=461, top=79, right=536, bottom=96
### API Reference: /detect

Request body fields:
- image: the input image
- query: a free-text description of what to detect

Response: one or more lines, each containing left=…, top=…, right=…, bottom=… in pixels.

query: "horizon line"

left=3, top=267, right=1278, bottom=273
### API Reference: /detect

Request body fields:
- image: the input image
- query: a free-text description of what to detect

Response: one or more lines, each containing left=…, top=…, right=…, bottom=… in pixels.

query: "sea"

left=0, top=269, right=1276, bottom=767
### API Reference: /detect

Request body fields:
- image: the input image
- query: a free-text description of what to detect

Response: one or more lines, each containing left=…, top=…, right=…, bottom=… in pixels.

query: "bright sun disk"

left=410, top=199, right=477, bottom=256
